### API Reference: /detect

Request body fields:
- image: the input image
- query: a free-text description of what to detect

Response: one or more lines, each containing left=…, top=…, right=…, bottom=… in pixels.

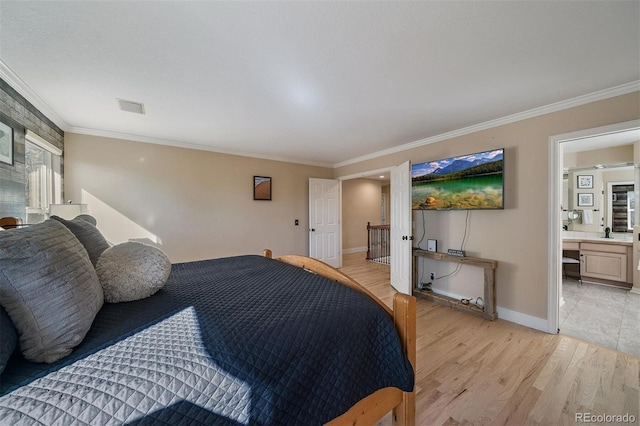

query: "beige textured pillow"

left=96, top=242, right=171, bottom=303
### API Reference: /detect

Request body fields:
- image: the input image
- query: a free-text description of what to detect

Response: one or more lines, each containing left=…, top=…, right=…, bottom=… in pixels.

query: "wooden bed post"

left=262, top=249, right=273, bottom=258
left=392, top=293, right=416, bottom=426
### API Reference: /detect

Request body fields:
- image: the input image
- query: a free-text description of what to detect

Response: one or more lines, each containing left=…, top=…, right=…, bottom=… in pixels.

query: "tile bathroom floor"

left=560, top=278, right=640, bottom=356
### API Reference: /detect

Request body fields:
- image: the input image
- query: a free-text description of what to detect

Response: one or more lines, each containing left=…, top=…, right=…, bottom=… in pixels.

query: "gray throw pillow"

left=0, top=220, right=103, bottom=363
left=50, top=214, right=110, bottom=266
left=96, top=242, right=171, bottom=303
left=75, top=214, right=97, bottom=225
left=0, top=306, right=17, bottom=374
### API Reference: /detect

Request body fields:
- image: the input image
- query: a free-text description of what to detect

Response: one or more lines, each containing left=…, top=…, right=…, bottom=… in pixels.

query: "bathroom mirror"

left=565, top=164, right=634, bottom=232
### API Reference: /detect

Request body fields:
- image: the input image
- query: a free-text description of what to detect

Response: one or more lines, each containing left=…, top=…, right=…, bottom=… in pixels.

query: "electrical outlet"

left=430, top=272, right=435, bottom=280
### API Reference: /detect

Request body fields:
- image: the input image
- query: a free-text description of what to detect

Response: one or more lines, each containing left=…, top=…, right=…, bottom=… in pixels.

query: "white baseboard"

left=343, top=246, right=367, bottom=254
left=496, top=306, right=549, bottom=333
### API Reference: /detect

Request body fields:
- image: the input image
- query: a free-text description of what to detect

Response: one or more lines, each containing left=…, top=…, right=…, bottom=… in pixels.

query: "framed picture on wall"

left=0, top=121, right=13, bottom=165
left=254, top=176, right=272, bottom=200
left=577, top=193, right=594, bottom=207
left=577, top=175, right=593, bottom=189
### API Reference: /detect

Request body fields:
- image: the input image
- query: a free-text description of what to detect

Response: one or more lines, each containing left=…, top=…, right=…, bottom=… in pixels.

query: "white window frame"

left=627, top=189, right=635, bottom=230
left=606, top=180, right=635, bottom=232
left=25, top=130, right=62, bottom=222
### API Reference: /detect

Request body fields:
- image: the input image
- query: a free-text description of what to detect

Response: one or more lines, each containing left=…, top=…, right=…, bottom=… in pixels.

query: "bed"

left=0, top=219, right=415, bottom=425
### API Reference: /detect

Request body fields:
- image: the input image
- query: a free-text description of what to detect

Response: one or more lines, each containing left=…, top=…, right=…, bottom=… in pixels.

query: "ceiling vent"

left=117, top=99, right=145, bottom=115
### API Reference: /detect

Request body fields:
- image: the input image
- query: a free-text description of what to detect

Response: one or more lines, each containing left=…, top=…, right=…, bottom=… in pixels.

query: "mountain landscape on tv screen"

left=411, top=149, right=504, bottom=210
left=432, top=152, right=504, bottom=176
left=412, top=150, right=503, bottom=183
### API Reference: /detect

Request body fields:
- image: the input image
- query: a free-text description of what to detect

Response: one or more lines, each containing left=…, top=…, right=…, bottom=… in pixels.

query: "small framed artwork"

left=0, top=121, right=13, bottom=166
left=577, top=193, right=594, bottom=207
left=253, top=176, right=272, bottom=200
left=577, top=175, right=593, bottom=189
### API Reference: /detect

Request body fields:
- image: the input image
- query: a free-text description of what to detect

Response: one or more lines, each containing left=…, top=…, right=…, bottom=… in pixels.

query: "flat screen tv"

left=412, top=148, right=504, bottom=210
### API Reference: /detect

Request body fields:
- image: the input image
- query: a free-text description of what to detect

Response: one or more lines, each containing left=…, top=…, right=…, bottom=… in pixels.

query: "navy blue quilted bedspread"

left=0, top=255, right=414, bottom=425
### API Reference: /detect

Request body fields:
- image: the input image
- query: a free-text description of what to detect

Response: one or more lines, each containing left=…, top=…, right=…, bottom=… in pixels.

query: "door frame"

left=337, top=167, right=394, bottom=269
left=337, top=163, right=412, bottom=295
left=548, top=119, right=640, bottom=334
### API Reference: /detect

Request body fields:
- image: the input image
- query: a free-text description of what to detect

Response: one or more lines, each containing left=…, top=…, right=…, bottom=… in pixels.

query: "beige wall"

left=334, top=92, right=640, bottom=322
left=564, top=144, right=634, bottom=169
left=342, top=179, right=382, bottom=252
left=63, top=91, right=639, bottom=325
left=64, top=133, right=333, bottom=262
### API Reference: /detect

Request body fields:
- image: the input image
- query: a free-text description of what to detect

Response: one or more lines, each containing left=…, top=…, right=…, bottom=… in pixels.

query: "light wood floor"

left=340, top=253, right=639, bottom=426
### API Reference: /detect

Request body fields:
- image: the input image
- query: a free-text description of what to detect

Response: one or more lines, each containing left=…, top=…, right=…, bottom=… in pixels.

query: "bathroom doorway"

left=549, top=119, right=640, bottom=356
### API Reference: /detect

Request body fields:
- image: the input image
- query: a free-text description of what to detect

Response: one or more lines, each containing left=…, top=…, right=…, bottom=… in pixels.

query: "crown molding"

left=1, top=61, right=332, bottom=167
left=333, top=80, right=640, bottom=168
left=0, top=59, right=70, bottom=132
left=68, top=126, right=334, bottom=168
left=2, top=56, right=637, bottom=169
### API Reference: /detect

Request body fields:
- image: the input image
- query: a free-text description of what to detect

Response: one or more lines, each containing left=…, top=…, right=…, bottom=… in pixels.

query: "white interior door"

left=390, top=161, right=412, bottom=295
left=309, top=178, right=341, bottom=268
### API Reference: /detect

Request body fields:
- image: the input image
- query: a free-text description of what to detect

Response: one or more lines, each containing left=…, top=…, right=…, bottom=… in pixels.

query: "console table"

left=412, top=249, right=498, bottom=320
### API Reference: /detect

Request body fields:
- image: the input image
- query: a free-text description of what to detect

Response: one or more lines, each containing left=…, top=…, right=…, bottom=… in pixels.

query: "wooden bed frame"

left=262, top=250, right=416, bottom=426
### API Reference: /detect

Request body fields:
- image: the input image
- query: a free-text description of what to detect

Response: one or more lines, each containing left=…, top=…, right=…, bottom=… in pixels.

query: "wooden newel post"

left=367, top=222, right=371, bottom=260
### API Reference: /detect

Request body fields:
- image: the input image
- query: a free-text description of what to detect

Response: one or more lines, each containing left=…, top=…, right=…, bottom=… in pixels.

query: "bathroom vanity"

left=562, top=237, right=633, bottom=288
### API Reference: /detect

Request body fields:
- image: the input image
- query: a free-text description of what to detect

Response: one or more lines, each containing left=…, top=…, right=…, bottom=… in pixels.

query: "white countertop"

left=562, top=231, right=633, bottom=243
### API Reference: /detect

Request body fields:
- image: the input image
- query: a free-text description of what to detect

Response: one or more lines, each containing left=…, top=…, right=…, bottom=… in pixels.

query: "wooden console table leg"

left=412, top=255, right=418, bottom=290
left=484, top=268, right=497, bottom=320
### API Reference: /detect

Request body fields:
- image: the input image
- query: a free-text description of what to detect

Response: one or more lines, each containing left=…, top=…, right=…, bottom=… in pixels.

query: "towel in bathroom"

left=582, top=209, right=593, bottom=225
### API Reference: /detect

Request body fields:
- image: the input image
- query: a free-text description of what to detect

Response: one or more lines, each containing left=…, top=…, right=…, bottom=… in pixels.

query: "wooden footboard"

left=262, top=249, right=416, bottom=426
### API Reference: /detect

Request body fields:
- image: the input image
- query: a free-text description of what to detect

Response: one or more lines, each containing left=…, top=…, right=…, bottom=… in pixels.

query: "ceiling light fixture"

left=117, top=98, right=145, bottom=115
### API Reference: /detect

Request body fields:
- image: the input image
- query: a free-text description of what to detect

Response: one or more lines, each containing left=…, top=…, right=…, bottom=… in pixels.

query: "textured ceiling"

left=0, top=1, right=638, bottom=166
